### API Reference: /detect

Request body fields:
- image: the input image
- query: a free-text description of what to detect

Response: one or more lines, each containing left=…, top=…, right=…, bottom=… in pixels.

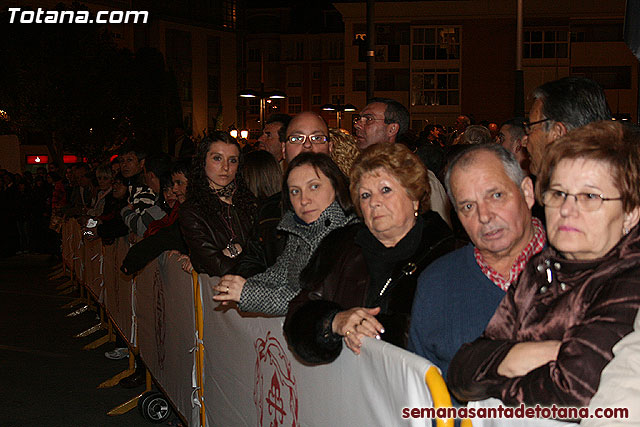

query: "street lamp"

left=228, top=125, right=249, bottom=140
left=321, top=103, right=357, bottom=128
left=239, top=88, right=287, bottom=130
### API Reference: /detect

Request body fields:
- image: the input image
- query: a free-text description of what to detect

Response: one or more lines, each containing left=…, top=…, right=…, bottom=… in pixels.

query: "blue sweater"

left=408, top=244, right=506, bottom=378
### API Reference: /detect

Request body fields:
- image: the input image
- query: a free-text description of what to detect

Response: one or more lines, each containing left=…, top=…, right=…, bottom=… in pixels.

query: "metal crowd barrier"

left=61, top=218, right=461, bottom=427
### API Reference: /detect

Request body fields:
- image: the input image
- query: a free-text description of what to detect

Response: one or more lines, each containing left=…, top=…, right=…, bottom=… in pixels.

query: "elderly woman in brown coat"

left=284, top=143, right=456, bottom=363
left=448, top=121, right=640, bottom=408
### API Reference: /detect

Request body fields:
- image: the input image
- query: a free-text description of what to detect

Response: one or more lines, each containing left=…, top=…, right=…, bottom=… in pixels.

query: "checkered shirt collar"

left=474, top=217, right=546, bottom=291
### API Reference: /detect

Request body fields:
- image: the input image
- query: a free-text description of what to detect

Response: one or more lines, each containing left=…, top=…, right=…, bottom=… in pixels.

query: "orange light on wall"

left=26, top=155, right=49, bottom=164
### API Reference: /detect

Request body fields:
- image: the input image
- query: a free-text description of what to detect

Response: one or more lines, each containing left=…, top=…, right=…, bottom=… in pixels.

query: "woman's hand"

left=176, top=254, right=193, bottom=274
left=166, top=250, right=181, bottom=258
left=213, top=275, right=246, bottom=305
left=221, top=243, right=243, bottom=258
left=497, top=340, right=562, bottom=378
left=332, top=307, right=385, bottom=355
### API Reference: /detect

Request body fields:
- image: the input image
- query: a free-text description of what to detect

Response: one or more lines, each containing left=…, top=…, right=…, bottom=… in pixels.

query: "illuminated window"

left=412, top=27, right=460, bottom=60
left=288, top=96, right=302, bottom=114
left=222, top=0, right=236, bottom=29
left=411, top=68, right=460, bottom=106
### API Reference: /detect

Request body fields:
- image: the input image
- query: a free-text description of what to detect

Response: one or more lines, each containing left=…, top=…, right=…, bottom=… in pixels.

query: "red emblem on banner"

left=152, top=267, right=166, bottom=370
left=254, top=331, right=298, bottom=427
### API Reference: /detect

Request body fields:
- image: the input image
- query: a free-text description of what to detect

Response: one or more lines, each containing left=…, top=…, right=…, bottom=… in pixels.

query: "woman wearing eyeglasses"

left=448, top=120, right=640, bottom=409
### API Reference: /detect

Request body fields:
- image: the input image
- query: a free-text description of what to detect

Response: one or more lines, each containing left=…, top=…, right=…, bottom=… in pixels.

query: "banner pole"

left=192, top=270, right=206, bottom=427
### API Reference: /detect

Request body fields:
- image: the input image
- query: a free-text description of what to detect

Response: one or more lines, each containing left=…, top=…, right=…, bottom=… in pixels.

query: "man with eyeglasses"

left=354, top=98, right=452, bottom=228
left=282, top=111, right=332, bottom=163
left=232, top=111, right=334, bottom=280
left=353, top=97, right=409, bottom=150
left=523, top=77, right=611, bottom=176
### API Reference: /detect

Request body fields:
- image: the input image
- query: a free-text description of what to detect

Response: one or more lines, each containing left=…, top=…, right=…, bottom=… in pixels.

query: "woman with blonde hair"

left=284, top=143, right=456, bottom=363
left=329, top=128, right=360, bottom=176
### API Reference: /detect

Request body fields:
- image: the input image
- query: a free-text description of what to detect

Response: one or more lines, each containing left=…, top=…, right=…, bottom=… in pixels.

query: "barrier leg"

left=48, top=267, right=65, bottom=279
left=98, top=348, right=135, bottom=388
left=60, top=297, right=84, bottom=310
left=106, top=392, right=144, bottom=416
left=56, top=279, right=74, bottom=291
left=67, top=304, right=89, bottom=318
left=192, top=271, right=206, bottom=427
left=83, top=332, right=109, bottom=350
left=59, top=287, right=75, bottom=296
left=425, top=366, right=462, bottom=427
left=107, top=370, right=152, bottom=416
left=74, top=322, right=103, bottom=338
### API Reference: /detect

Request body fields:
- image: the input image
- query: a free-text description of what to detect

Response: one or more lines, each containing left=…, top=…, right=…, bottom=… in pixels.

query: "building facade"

left=335, top=0, right=637, bottom=129
left=242, top=6, right=346, bottom=137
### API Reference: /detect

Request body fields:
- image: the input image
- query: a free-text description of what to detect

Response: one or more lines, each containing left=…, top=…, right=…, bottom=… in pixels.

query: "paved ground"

left=0, top=254, right=164, bottom=427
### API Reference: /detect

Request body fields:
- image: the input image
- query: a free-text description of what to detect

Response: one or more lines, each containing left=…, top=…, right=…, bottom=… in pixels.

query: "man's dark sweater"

left=407, top=244, right=506, bottom=378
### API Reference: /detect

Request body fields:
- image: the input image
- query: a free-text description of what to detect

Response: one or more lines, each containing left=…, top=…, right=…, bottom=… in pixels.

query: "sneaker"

left=105, top=347, right=129, bottom=360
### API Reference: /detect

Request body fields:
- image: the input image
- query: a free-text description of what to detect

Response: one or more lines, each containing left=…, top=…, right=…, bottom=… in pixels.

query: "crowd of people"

left=6, top=75, right=640, bottom=423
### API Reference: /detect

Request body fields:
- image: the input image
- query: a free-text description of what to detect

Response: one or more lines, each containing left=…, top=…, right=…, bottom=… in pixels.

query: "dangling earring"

left=624, top=227, right=629, bottom=235
left=414, top=210, right=418, bottom=217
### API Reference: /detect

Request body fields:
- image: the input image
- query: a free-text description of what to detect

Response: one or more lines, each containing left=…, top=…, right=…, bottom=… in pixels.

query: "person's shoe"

left=104, top=347, right=129, bottom=360
left=119, top=370, right=145, bottom=388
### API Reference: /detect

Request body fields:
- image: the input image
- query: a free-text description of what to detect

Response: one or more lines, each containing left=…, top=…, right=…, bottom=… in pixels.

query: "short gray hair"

left=444, top=144, right=526, bottom=206
left=532, top=76, right=611, bottom=133
left=462, top=125, right=492, bottom=145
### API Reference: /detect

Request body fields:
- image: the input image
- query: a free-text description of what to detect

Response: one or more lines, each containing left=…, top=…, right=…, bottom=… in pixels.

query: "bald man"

left=282, top=111, right=333, bottom=163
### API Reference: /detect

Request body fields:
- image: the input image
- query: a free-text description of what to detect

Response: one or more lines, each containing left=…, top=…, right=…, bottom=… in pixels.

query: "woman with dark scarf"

left=284, top=143, right=457, bottom=363
left=179, top=132, right=257, bottom=277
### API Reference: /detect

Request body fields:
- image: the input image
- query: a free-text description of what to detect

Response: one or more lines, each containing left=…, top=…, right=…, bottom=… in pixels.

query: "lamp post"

left=321, top=103, right=357, bottom=128
left=239, top=52, right=286, bottom=130
left=239, top=87, right=286, bottom=130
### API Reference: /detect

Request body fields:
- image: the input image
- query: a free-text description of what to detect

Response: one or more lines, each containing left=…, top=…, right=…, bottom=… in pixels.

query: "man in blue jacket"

left=408, top=144, right=546, bottom=378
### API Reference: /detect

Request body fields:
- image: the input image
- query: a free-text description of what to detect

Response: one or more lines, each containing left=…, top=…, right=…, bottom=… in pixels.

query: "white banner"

left=102, top=237, right=134, bottom=342
left=61, top=222, right=454, bottom=427
left=136, top=253, right=198, bottom=425
left=199, top=274, right=436, bottom=427
left=83, top=238, right=103, bottom=300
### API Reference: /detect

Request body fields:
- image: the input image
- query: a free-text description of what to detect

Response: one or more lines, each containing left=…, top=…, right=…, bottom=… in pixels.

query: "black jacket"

left=120, top=222, right=188, bottom=275
left=179, top=188, right=256, bottom=277
left=231, top=192, right=287, bottom=278
left=284, top=211, right=458, bottom=364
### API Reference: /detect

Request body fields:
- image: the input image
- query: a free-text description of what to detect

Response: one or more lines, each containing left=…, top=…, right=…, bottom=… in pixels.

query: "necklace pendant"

left=226, top=241, right=239, bottom=258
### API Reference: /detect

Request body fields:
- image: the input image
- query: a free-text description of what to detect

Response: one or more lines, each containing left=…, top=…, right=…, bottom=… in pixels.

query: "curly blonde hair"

left=329, top=128, right=361, bottom=177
